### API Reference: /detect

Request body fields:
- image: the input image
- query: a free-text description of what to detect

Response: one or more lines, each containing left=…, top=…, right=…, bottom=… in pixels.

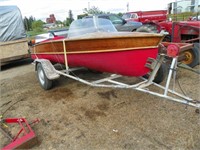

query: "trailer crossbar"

left=55, top=66, right=199, bottom=108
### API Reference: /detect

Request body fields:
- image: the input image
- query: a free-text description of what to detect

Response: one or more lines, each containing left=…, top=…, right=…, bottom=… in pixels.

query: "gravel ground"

left=0, top=59, right=200, bottom=150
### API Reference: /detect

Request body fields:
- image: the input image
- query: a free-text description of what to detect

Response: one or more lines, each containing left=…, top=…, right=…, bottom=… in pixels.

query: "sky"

left=0, top=0, right=175, bottom=21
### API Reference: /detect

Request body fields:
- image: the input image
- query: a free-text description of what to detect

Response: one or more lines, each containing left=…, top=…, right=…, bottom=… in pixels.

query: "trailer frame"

left=33, top=53, right=200, bottom=109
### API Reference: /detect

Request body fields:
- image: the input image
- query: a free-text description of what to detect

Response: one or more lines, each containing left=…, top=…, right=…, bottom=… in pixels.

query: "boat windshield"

left=68, top=17, right=117, bottom=38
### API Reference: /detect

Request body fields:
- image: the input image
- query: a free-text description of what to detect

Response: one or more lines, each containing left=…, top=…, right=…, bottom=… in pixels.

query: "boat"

left=30, top=18, right=200, bottom=109
left=31, top=18, right=164, bottom=77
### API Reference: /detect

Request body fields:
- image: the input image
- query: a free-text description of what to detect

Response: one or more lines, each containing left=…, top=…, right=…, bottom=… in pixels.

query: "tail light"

left=31, top=39, right=35, bottom=45
left=167, top=44, right=180, bottom=58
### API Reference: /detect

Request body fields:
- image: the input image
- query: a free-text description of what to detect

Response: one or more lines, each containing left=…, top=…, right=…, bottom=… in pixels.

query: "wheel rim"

left=38, top=68, right=45, bottom=85
left=181, top=50, right=194, bottom=65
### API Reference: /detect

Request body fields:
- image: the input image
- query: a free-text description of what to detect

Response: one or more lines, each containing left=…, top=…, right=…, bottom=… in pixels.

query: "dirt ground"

left=0, top=59, right=200, bottom=150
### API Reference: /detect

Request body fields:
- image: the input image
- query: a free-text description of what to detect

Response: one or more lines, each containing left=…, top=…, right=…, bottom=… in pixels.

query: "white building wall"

left=169, top=0, right=200, bottom=14
left=196, top=0, right=200, bottom=12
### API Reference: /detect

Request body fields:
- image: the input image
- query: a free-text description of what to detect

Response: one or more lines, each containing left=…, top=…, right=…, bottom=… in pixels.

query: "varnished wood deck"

left=31, top=32, right=164, bottom=54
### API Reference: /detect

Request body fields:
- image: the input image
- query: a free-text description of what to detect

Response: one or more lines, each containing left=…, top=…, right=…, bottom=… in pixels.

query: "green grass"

left=168, top=12, right=199, bottom=21
left=27, top=30, right=47, bottom=38
left=26, top=26, right=69, bottom=39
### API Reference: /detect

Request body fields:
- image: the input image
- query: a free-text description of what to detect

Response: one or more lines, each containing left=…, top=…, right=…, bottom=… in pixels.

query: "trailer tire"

left=143, top=64, right=167, bottom=84
left=154, top=64, right=167, bottom=83
left=181, top=43, right=199, bottom=68
left=37, top=63, right=53, bottom=90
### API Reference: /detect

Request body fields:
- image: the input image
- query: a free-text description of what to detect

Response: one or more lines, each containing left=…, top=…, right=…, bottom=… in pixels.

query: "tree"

left=83, top=6, right=105, bottom=15
left=56, top=20, right=62, bottom=24
left=68, top=10, right=74, bottom=23
left=117, top=12, right=123, bottom=17
left=77, top=14, right=88, bottom=19
left=67, top=10, right=74, bottom=26
left=63, top=10, right=74, bottom=27
left=63, top=18, right=72, bottom=27
left=28, top=16, right=35, bottom=30
left=23, top=16, right=36, bottom=31
left=23, top=16, right=29, bottom=31
left=32, top=20, right=44, bottom=32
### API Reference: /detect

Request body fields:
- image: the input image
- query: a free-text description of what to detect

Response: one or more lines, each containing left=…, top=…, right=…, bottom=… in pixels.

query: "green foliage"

left=56, top=20, right=63, bottom=24
left=23, top=16, right=35, bottom=31
left=168, top=12, right=199, bottom=21
left=83, top=6, right=106, bottom=15
left=23, top=16, right=42, bottom=32
left=63, top=18, right=71, bottom=26
left=77, top=14, right=88, bottom=19
left=68, top=10, right=74, bottom=22
left=117, top=12, right=123, bottom=17
left=31, top=20, right=45, bottom=33
left=24, top=17, right=29, bottom=31
left=32, top=20, right=44, bottom=29
left=34, top=27, right=44, bottom=32
left=27, top=30, right=46, bottom=37
left=63, top=10, right=74, bottom=27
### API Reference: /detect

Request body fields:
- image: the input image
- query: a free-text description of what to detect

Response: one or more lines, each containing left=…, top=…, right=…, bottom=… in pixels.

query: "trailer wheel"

left=154, top=64, right=167, bottom=83
left=181, top=43, right=199, bottom=68
left=37, top=63, right=53, bottom=90
left=143, top=64, right=167, bottom=84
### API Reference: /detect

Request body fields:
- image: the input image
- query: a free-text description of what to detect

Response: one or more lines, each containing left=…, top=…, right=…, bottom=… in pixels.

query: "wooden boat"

left=31, top=18, right=164, bottom=77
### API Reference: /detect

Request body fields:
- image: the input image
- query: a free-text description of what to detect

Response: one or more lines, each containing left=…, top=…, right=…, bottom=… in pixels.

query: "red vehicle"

left=137, top=21, right=199, bottom=67
left=123, top=9, right=199, bottom=67
left=123, top=9, right=199, bottom=68
left=122, top=10, right=167, bottom=23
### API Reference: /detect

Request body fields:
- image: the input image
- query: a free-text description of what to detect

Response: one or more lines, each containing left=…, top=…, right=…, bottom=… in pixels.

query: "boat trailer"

left=33, top=44, right=200, bottom=109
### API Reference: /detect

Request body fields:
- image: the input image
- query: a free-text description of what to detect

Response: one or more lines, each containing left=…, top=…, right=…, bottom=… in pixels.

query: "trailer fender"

left=34, top=59, right=60, bottom=80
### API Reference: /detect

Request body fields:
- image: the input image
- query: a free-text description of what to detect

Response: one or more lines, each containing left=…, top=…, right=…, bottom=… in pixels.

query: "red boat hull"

left=31, top=47, right=157, bottom=76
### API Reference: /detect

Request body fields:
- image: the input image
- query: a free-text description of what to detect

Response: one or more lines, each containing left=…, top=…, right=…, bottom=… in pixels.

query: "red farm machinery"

left=123, top=10, right=199, bottom=67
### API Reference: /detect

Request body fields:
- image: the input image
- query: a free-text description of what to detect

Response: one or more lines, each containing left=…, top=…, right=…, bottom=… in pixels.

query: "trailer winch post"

left=164, top=57, right=178, bottom=96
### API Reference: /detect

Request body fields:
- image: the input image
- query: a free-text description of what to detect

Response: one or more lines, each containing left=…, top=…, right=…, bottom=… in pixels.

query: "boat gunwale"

left=33, top=32, right=164, bottom=46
